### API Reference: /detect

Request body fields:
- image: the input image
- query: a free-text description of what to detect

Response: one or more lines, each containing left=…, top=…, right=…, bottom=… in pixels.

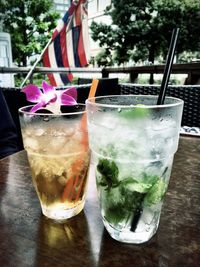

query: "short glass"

left=19, top=105, right=90, bottom=221
left=86, top=95, right=183, bottom=244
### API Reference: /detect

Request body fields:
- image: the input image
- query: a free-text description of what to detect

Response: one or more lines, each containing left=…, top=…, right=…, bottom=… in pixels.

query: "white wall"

left=88, top=0, right=112, bottom=58
left=0, top=32, right=15, bottom=87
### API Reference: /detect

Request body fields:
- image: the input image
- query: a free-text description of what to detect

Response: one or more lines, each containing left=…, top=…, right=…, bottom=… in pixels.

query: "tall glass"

left=86, top=95, right=183, bottom=244
left=19, top=105, right=90, bottom=221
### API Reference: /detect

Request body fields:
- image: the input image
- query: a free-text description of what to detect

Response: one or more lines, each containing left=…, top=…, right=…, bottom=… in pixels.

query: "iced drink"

left=86, top=95, right=183, bottom=243
left=19, top=105, right=90, bottom=221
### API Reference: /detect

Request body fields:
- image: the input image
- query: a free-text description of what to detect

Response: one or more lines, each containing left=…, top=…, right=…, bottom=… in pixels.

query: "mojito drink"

left=86, top=95, right=183, bottom=243
left=19, top=106, right=90, bottom=221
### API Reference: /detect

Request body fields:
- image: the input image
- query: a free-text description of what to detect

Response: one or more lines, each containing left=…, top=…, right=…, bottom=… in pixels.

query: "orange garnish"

left=61, top=79, right=99, bottom=203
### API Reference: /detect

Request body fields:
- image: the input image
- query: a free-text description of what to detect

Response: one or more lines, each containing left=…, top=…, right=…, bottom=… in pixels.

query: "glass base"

left=103, top=215, right=160, bottom=244
left=41, top=200, right=85, bottom=221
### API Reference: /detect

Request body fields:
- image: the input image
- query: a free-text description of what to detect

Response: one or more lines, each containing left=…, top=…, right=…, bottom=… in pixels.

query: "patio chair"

left=1, top=78, right=119, bottom=150
left=119, top=83, right=200, bottom=128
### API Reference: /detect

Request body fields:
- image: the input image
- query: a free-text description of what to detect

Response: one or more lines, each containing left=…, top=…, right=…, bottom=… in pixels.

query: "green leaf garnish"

left=141, top=173, right=159, bottom=185
left=104, top=189, right=145, bottom=226
left=96, top=157, right=167, bottom=228
left=97, top=158, right=119, bottom=190
left=143, top=179, right=167, bottom=206
left=121, top=177, right=152, bottom=193
left=119, top=104, right=148, bottom=119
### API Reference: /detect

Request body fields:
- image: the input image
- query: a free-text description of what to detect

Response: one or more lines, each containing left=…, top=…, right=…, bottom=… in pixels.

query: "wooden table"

left=0, top=136, right=200, bottom=267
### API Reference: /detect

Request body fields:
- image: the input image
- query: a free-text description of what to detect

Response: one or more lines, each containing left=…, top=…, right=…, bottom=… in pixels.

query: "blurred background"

left=0, top=0, right=199, bottom=86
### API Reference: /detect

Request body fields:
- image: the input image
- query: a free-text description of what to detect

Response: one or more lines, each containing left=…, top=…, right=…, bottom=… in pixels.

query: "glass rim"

left=18, top=104, right=86, bottom=116
left=86, top=95, right=184, bottom=109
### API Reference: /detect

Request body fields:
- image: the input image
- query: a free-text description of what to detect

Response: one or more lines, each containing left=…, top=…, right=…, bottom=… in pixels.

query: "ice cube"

left=34, top=128, right=45, bottom=136
left=135, top=207, right=154, bottom=233
left=58, top=175, right=67, bottom=186
left=94, top=113, right=118, bottom=131
left=24, top=137, right=39, bottom=151
left=50, top=136, right=68, bottom=151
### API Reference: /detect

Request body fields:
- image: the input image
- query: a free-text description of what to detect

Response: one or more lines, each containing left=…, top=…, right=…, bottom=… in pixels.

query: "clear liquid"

left=93, top=151, right=173, bottom=243
left=89, top=111, right=176, bottom=243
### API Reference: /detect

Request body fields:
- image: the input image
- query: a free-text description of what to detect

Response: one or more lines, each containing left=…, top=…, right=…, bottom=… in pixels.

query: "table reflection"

left=35, top=211, right=97, bottom=267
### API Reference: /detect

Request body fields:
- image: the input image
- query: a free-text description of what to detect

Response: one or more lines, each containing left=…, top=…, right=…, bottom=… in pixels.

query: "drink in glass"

left=86, top=95, right=183, bottom=243
left=19, top=105, right=90, bottom=221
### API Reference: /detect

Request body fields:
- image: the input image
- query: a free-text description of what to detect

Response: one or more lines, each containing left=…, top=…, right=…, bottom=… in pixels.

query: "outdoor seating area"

left=0, top=135, right=199, bottom=267
left=1, top=1, right=200, bottom=266
left=119, top=83, right=200, bottom=128
left=1, top=80, right=200, bottom=150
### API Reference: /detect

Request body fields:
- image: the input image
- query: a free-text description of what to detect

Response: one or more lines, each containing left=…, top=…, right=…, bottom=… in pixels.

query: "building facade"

left=53, top=0, right=111, bottom=18
left=0, top=32, right=14, bottom=87
left=53, top=0, right=111, bottom=60
left=53, top=0, right=70, bottom=17
left=88, top=0, right=111, bottom=59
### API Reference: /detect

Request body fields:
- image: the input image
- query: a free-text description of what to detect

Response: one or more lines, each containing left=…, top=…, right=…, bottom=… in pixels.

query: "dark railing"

left=1, top=76, right=200, bottom=150
left=1, top=62, right=200, bottom=84
left=102, top=62, right=200, bottom=84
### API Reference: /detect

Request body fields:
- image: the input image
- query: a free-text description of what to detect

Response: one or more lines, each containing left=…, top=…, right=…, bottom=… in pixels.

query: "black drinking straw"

left=157, top=28, right=180, bottom=105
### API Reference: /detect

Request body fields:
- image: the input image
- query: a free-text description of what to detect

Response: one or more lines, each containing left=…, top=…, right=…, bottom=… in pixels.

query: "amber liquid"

left=28, top=151, right=90, bottom=220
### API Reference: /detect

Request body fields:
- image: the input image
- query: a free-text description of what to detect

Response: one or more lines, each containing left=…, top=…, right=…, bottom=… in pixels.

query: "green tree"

left=90, top=0, right=200, bottom=66
left=154, top=0, right=200, bottom=59
left=0, top=0, right=60, bottom=66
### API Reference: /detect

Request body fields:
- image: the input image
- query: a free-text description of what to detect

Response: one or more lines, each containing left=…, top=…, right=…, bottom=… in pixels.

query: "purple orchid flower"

left=21, top=80, right=77, bottom=113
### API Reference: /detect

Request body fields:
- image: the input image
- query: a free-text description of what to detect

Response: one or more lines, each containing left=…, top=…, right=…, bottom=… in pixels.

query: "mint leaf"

left=96, top=157, right=167, bottom=229
left=104, top=202, right=130, bottom=225
left=104, top=189, right=144, bottom=226
left=144, top=179, right=167, bottom=206
left=120, top=186, right=145, bottom=211
left=121, top=177, right=152, bottom=193
left=119, top=105, right=148, bottom=119
left=97, top=159, right=119, bottom=190
left=141, top=173, right=159, bottom=185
